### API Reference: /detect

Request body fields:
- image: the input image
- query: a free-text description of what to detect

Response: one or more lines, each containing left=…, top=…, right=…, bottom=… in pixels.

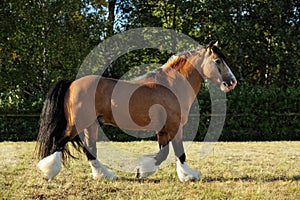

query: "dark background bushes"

left=1, top=85, right=299, bottom=142
left=1, top=1, right=299, bottom=142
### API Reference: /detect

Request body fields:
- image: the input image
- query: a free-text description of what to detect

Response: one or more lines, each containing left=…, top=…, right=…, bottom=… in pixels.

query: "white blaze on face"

left=225, top=62, right=236, bottom=83
left=220, top=62, right=237, bottom=92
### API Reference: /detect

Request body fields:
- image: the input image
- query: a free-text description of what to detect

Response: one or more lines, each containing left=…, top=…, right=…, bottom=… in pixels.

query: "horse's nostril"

left=230, top=79, right=235, bottom=85
left=222, top=82, right=228, bottom=87
left=230, top=78, right=237, bottom=87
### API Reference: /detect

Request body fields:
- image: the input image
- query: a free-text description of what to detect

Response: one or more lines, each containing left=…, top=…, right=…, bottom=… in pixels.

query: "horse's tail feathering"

left=36, top=80, right=83, bottom=162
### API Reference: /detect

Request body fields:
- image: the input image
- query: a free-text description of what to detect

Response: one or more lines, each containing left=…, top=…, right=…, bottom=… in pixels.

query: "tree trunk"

left=107, top=0, right=117, bottom=38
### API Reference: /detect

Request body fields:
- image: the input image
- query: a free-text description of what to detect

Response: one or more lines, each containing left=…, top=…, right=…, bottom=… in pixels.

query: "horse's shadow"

left=202, top=175, right=300, bottom=183
left=118, top=177, right=161, bottom=183
left=116, top=175, right=300, bottom=183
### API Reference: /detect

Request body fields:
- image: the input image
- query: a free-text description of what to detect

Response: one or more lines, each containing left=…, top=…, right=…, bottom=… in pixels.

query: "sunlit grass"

left=0, top=141, right=299, bottom=199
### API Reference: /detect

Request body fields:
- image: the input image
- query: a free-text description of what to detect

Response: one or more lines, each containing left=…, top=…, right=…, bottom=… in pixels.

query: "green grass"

left=0, top=141, right=299, bottom=199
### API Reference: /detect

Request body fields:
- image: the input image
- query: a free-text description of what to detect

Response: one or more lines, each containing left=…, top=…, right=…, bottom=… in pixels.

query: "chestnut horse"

left=36, top=41, right=237, bottom=182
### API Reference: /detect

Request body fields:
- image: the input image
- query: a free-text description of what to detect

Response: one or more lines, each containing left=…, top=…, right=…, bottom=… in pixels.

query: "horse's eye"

left=215, top=59, right=221, bottom=64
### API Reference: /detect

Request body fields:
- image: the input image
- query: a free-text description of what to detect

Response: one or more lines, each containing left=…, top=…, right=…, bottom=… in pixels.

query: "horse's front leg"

left=84, top=123, right=117, bottom=180
left=136, top=130, right=170, bottom=179
left=172, top=126, right=200, bottom=182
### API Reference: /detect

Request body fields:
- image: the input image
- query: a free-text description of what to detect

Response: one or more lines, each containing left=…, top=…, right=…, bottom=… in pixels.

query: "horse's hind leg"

left=84, top=123, right=117, bottom=180
left=37, top=128, right=75, bottom=180
left=136, top=130, right=170, bottom=179
left=172, top=126, right=200, bottom=182
left=37, top=150, right=63, bottom=180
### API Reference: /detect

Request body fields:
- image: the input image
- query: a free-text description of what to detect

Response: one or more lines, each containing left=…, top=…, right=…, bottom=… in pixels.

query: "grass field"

left=0, top=141, right=299, bottom=199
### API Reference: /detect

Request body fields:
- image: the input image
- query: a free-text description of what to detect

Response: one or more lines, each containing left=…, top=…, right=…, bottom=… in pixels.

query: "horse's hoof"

left=176, top=161, right=201, bottom=182
left=136, top=156, right=158, bottom=179
left=37, top=152, right=62, bottom=180
left=89, top=160, right=117, bottom=180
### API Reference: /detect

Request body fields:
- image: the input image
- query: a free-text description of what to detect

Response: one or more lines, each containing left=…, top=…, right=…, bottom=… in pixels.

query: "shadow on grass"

left=118, top=177, right=161, bottom=183
left=203, top=175, right=300, bottom=183
left=292, top=175, right=300, bottom=181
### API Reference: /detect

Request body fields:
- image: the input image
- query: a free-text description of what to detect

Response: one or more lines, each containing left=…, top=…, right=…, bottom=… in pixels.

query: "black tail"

left=36, top=80, right=83, bottom=163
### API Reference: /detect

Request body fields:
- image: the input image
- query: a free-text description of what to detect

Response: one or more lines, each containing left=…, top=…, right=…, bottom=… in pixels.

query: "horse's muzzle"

left=221, top=77, right=237, bottom=92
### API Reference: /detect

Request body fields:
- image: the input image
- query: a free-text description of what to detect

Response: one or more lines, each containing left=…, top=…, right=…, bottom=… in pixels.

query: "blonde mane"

left=163, top=46, right=205, bottom=70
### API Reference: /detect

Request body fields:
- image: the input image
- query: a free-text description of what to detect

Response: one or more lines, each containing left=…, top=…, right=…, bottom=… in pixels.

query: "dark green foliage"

left=220, top=85, right=300, bottom=141
left=0, top=0, right=299, bottom=141
left=0, top=116, right=39, bottom=141
left=184, top=85, right=300, bottom=142
left=0, top=85, right=299, bottom=141
left=0, top=89, right=43, bottom=141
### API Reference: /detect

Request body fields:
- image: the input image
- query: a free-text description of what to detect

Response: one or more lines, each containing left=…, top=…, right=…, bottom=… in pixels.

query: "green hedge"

left=0, top=89, right=43, bottom=141
left=221, top=85, right=300, bottom=141
left=0, top=85, right=299, bottom=142
left=0, top=116, right=39, bottom=141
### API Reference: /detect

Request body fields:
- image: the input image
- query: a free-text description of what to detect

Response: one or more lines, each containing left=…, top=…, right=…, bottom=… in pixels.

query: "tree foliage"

left=1, top=0, right=299, bottom=92
left=0, top=0, right=106, bottom=96
left=0, top=0, right=299, bottom=141
left=120, top=0, right=300, bottom=86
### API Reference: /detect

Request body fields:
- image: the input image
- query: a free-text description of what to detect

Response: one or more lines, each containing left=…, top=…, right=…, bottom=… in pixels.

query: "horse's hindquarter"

left=65, top=75, right=111, bottom=133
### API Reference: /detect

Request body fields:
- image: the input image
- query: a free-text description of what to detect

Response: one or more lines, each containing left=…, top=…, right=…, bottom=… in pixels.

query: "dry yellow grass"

left=0, top=141, right=299, bottom=199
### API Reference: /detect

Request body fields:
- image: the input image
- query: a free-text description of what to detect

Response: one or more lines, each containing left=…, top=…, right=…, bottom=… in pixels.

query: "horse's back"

left=64, top=75, right=181, bottom=132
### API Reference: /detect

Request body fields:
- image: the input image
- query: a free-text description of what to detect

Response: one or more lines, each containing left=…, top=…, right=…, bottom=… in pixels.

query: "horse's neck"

left=185, top=60, right=203, bottom=94
left=162, top=57, right=203, bottom=95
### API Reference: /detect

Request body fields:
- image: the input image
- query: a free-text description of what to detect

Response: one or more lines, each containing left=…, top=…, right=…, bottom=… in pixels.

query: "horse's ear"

left=207, top=41, right=218, bottom=48
left=214, top=41, right=219, bottom=47
left=207, top=41, right=219, bottom=53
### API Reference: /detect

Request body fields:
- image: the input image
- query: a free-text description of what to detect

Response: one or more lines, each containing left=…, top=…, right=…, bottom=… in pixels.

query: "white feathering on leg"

left=136, top=156, right=159, bottom=179
left=89, top=160, right=117, bottom=180
left=37, top=152, right=62, bottom=180
left=176, top=159, right=200, bottom=182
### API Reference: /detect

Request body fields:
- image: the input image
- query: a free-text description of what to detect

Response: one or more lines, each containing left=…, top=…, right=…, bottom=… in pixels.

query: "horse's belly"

left=108, top=105, right=167, bottom=131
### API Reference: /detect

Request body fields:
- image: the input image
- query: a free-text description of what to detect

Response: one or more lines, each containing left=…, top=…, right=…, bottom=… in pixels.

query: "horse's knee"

left=155, top=144, right=169, bottom=165
left=157, top=130, right=169, bottom=145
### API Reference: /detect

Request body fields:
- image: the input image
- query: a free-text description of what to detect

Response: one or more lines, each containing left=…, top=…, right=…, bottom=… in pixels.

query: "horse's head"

left=202, top=41, right=237, bottom=92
